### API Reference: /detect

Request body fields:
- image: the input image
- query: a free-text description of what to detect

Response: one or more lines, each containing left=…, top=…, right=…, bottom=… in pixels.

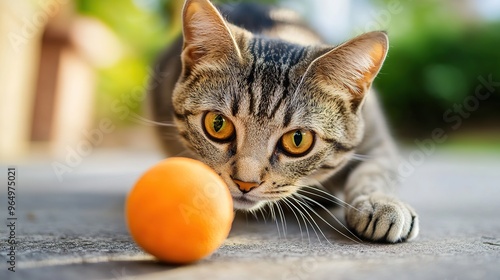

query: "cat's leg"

left=343, top=101, right=419, bottom=243
left=344, top=147, right=419, bottom=243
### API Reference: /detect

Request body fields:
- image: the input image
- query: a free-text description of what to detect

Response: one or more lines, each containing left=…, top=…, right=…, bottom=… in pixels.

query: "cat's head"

left=172, top=0, right=388, bottom=210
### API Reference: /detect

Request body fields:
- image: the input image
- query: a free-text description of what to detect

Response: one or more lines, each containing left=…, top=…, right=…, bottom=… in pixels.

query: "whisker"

left=276, top=200, right=287, bottom=238
left=291, top=198, right=313, bottom=244
left=282, top=197, right=305, bottom=243
left=268, top=201, right=276, bottom=221
left=292, top=196, right=342, bottom=246
left=299, top=184, right=360, bottom=212
left=294, top=191, right=311, bottom=206
left=249, top=208, right=259, bottom=221
left=298, top=187, right=359, bottom=212
left=268, top=202, right=281, bottom=238
left=259, top=207, right=267, bottom=223
left=128, top=112, right=176, bottom=127
left=350, top=153, right=372, bottom=162
left=295, top=194, right=362, bottom=244
left=289, top=196, right=326, bottom=245
left=297, top=189, right=346, bottom=209
left=172, top=148, right=191, bottom=157
left=302, top=179, right=329, bottom=193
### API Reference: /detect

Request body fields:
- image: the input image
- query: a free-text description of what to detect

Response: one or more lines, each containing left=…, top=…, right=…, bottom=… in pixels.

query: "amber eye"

left=280, top=130, right=314, bottom=156
left=203, top=112, right=235, bottom=142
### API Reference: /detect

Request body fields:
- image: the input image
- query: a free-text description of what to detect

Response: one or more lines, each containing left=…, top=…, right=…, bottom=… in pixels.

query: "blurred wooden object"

left=0, top=1, right=40, bottom=160
left=50, top=46, right=95, bottom=156
left=49, top=16, right=122, bottom=157
left=27, top=1, right=96, bottom=158
left=0, top=0, right=122, bottom=160
left=31, top=22, right=69, bottom=142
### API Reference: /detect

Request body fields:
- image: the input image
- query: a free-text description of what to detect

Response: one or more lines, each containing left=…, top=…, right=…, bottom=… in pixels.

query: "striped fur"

left=149, top=0, right=419, bottom=243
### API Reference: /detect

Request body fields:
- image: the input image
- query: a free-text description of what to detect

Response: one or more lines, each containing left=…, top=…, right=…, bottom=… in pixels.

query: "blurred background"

left=1, top=0, right=499, bottom=165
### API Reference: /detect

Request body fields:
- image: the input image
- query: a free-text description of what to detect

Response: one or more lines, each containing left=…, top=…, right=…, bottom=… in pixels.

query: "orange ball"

left=126, top=157, right=233, bottom=264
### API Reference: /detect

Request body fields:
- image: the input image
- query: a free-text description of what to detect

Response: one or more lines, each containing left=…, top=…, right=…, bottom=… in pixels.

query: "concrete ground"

left=1, top=149, right=500, bottom=280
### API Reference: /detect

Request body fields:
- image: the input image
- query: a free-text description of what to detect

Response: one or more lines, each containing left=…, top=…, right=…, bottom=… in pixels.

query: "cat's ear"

left=308, top=31, right=388, bottom=110
left=181, top=0, right=242, bottom=73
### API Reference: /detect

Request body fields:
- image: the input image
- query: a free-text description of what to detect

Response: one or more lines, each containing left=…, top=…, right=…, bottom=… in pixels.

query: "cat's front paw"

left=346, top=194, right=419, bottom=243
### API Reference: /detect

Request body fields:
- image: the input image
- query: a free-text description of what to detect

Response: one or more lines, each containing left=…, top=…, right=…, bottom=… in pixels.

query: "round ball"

left=126, top=157, right=233, bottom=264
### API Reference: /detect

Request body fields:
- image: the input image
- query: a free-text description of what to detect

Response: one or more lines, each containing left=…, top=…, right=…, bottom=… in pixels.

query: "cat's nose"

left=233, top=179, right=258, bottom=194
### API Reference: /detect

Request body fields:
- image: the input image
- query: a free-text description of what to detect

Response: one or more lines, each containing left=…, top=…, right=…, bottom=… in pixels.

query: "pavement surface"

left=1, top=149, right=500, bottom=280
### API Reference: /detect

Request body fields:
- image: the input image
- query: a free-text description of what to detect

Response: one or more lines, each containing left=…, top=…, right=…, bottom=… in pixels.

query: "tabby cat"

left=149, top=0, right=419, bottom=243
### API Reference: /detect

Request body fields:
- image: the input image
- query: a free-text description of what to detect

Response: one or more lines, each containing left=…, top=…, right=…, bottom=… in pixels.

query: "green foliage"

left=75, top=0, right=174, bottom=123
left=76, top=0, right=175, bottom=60
left=369, top=0, right=500, bottom=136
left=76, top=0, right=278, bottom=124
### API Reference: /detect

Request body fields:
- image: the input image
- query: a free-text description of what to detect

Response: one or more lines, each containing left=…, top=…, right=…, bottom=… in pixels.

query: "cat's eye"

left=203, top=112, right=235, bottom=142
left=280, top=130, right=314, bottom=156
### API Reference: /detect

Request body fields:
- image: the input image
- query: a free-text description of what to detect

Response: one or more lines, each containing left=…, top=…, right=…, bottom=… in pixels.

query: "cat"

left=149, top=0, right=419, bottom=243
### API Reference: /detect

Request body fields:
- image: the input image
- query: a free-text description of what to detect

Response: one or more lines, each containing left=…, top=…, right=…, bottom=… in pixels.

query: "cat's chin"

left=233, top=196, right=265, bottom=211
